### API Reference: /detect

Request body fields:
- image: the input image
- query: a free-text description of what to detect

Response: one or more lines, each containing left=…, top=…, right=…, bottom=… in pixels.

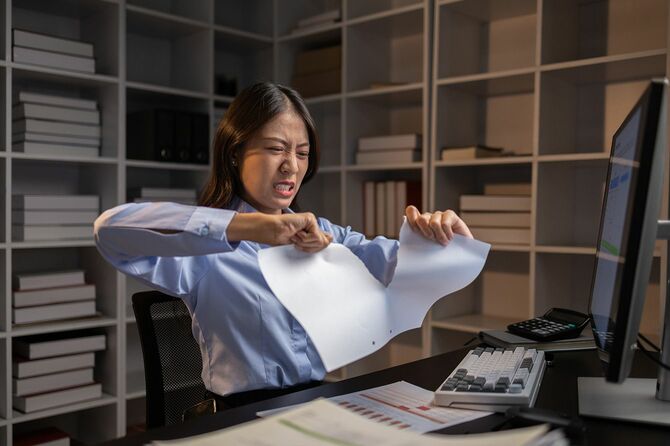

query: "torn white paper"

left=258, top=221, right=490, bottom=371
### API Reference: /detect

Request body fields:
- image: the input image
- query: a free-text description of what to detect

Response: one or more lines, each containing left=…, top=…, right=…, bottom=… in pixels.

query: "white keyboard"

left=434, top=346, right=546, bottom=412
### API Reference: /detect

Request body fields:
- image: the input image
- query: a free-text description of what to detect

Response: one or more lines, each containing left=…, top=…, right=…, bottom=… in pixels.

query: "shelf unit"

left=0, top=0, right=667, bottom=443
left=426, top=0, right=670, bottom=356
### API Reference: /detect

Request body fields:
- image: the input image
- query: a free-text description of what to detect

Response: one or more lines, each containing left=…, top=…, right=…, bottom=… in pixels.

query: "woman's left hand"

left=405, top=205, right=473, bottom=245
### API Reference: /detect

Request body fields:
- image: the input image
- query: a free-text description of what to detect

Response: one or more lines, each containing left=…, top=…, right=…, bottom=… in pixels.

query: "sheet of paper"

left=153, top=398, right=548, bottom=446
left=259, top=221, right=490, bottom=371
left=256, top=381, right=492, bottom=433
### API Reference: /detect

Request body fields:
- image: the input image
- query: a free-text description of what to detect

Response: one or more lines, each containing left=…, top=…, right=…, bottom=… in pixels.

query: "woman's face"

left=237, top=107, right=310, bottom=214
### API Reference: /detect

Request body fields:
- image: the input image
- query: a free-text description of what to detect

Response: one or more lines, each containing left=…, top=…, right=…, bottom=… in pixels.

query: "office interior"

left=0, top=0, right=669, bottom=444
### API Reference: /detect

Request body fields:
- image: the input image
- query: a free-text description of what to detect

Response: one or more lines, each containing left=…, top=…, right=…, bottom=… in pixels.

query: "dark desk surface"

left=104, top=348, right=669, bottom=445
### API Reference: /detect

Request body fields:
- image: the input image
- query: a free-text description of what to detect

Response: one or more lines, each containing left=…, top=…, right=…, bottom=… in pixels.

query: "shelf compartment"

left=12, top=0, right=120, bottom=76
left=215, top=0, right=273, bottom=37
left=344, top=169, right=422, bottom=236
left=297, top=171, right=341, bottom=226
left=346, top=7, right=424, bottom=92
left=430, top=251, right=532, bottom=331
left=541, top=0, right=667, bottom=65
left=125, top=165, right=208, bottom=204
left=11, top=246, right=118, bottom=328
left=126, top=397, right=146, bottom=438
left=534, top=252, right=596, bottom=315
left=277, top=28, right=342, bottom=98
left=126, top=323, right=145, bottom=397
left=127, top=0, right=210, bottom=24
left=276, top=0, right=342, bottom=38
left=347, top=0, right=423, bottom=21
left=13, top=68, right=120, bottom=159
left=538, top=55, right=666, bottom=155
left=536, top=160, right=608, bottom=247
left=126, top=8, right=210, bottom=93
left=12, top=395, right=117, bottom=441
left=214, top=30, right=273, bottom=96
left=436, top=0, right=537, bottom=78
left=435, top=73, right=535, bottom=159
left=308, top=99, right=341, bottom=167
left=0, top=160, right=5, bottom=243
left=346, top=88, right=423, bottom=166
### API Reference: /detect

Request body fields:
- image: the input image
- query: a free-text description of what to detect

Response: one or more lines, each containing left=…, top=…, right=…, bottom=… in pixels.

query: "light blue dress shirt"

left=94, top=197, right=399, bottom=396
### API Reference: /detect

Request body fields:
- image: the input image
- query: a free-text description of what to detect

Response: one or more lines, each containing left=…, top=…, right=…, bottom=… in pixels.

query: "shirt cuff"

left=184, top=206, right=238, bottom=250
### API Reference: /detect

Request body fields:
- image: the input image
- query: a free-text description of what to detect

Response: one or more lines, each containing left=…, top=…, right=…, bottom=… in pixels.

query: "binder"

left=127, top=110, right=175, bottom=162
left=191, top=112, right=210, bottom=164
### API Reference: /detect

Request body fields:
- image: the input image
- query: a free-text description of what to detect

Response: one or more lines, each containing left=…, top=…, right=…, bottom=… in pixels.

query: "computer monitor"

left=579, top=78, right=670, bottom=426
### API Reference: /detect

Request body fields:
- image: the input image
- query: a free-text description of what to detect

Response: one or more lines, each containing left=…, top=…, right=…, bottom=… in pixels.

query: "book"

left=440, top=145, right=504, bottom=161
left=12, top=142, right=100, bottom=158
left=459, top=195, right=531, bottom=212
left=294, top=45, right=341, bottom=76
left=296, top=9, right=341, bottom=29
left=13, top=333, right=106, bottom=360
left=13, top=29, right=94, bottom=58
left=133, top=187, right=197, bottom=199
left=395, top=181, right=422, bottom=234
left=13, top=225, right=93, bottom=242
left=363, top=181, right=375, bottom=237
left=13, top=367, right=94, bottom=396
left=470, top=227, right=531, bottom=244
left=479, top=330, right=596, bottom=352
left=14, top=284, right=95, bottom=308
left=358, top=134, right=421, bottom=151
left=356, top=149, right=421, bottom=165
left=14, top=427, right=70, bottom=446
left=375, top=182, right=385, bottom=236
left=13, top=103, right=100, bottom=125
left=13, top=131, right=100, bottom=147
left=12, top=210, right=98, bottom=225
left=13, top=382, right=102, bottom=412
left=12, top=195, right=99, bottom=210
left=14, top=91, right=98, bottom=110
left=14, top=118, right=101, bottom=138
left=460, top=212, right=531, bottom=228
left=13, top=352, right=95, bottom=378
left=13, top=46, right=95, bottom=73
left=13, top=270, right=85, bottom=291
left=291, top=69, right=340, bottom=98
left=483, top=183, right=532, bottom=196
left=13, top=300, right=96, bottom=324
left=385, top=181, right=396, bottom=237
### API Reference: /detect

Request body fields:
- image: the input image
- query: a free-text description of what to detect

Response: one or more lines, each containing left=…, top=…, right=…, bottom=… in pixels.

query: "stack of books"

left=131, top=187, right=198, bottom=205
left=291, top=45, right=341, bottom=98
left=12, top=270, right=97, bottom=325
left=12, top=332, right=106, bottom=413
left=14, top=427, right=71, bottom=446
left=12, top=194, right=100, bottom=242
left=356, top=134, right=422, bottom=165
left=440, top=144, right=505, bottom=161
left=363, top=181, right=421, bottom=238
left=292, top=9, right=341, bottom=33
left=12, top=28, right=96, bottom=73
left=13, top=90, right=101, bottom=157
left=459, top=183, right=532, bottom=245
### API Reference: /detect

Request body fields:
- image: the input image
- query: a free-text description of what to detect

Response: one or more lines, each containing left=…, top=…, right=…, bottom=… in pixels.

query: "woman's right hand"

left=228, top=212, right=333, bottom=253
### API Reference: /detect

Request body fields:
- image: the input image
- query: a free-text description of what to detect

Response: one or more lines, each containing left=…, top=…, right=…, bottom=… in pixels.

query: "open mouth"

left=274, top=182, right=295, bottom=196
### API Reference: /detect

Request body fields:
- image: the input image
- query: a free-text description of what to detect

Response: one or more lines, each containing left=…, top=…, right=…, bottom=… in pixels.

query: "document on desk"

left=256, top=381, right=492, bottom=433
left=259, top=221, right=490, bottom=371
left=152, top=398, right=549, bottom=446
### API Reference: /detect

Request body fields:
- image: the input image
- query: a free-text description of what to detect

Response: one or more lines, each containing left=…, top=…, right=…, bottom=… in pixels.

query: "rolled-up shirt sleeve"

left=94, top=202, right=237, bottom=297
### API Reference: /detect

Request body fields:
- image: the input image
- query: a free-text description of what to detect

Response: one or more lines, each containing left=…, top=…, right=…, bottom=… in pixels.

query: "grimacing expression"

left=237, top=108, right=310, bottom=214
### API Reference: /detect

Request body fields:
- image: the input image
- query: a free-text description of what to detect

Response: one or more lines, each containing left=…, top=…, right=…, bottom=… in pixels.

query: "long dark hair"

left=199, top=82, right=320, bottom=208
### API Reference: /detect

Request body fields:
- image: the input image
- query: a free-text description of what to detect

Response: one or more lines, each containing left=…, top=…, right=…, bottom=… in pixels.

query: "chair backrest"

left=132, top=290, right=208, bottom=428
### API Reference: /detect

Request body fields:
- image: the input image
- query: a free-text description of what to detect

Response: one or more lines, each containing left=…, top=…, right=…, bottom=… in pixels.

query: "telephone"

left=507, top=308, right=590, bottom=342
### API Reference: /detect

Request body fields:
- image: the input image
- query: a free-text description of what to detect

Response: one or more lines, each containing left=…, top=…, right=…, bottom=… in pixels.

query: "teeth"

left=275, top=184, right=292, bottom=192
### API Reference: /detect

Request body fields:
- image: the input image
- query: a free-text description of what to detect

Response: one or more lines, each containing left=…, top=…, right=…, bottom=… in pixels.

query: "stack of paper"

left=131, top=187, right=198, bottom=205
left=12, top=195, right=100, bottom=241
left=12, top=28, right=96, bottom=73
left=356, top=134, right=422, bottom=165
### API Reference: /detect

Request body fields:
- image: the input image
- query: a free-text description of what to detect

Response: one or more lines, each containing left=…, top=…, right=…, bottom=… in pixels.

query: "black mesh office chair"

left=132, top=290, right=214, bottom=428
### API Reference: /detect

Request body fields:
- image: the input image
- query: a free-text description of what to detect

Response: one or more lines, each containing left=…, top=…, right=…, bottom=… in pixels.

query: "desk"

left=103, top=348, right=668, bottom=445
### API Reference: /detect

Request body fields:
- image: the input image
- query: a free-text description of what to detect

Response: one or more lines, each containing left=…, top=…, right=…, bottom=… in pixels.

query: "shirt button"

left=200, top=225, right=209, bottom=236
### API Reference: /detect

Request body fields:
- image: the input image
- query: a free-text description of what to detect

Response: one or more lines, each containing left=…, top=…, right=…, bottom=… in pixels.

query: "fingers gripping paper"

left=258, top=221, right=490, bottom=371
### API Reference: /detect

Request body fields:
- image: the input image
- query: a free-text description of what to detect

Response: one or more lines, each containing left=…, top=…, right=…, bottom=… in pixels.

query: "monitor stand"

left=578, top=220, right=670, bottom=426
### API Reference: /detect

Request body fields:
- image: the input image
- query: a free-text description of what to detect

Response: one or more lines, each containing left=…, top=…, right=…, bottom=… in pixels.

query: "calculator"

left=507, top=308, right=590, bottom=342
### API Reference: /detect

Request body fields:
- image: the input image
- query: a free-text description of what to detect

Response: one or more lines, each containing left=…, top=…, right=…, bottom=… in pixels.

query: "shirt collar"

left=229, top=196, right=294, bottom=215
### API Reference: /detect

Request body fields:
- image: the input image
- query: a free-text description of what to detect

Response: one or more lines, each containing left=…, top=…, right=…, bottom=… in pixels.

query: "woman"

left=94, top=82, right=472, bottom=409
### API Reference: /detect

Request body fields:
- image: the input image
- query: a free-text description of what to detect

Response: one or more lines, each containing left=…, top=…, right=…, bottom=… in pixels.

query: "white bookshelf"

left=0, top=0, right=668, bottom=443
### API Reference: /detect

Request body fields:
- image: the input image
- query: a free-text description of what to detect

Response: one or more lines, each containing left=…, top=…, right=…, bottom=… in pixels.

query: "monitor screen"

left=588, top=79, right=667, bottom=383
